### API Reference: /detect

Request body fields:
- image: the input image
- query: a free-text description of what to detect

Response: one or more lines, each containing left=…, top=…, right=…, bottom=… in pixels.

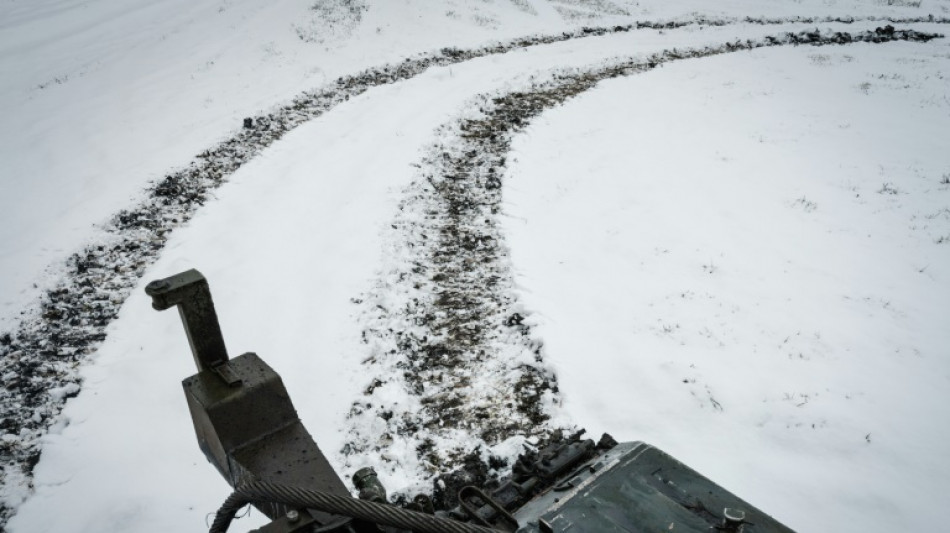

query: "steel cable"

left=209, top=480, right=503, bottom=533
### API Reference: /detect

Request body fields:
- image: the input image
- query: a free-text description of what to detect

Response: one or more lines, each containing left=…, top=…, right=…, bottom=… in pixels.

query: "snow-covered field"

left=1, top=1, right=949, bottom=532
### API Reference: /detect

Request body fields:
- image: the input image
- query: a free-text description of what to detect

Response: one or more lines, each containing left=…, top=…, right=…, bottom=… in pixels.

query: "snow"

left=1, top=1, right=949, bottom=532
left=503, top=41, right=950, bottom=531
left=0, top=0, right=576, bottom=328
left=1, top=0, right=942, bottom=325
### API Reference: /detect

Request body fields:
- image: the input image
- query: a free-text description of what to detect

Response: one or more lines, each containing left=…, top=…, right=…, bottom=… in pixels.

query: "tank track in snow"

left=0, top=13, right=945, bottom=526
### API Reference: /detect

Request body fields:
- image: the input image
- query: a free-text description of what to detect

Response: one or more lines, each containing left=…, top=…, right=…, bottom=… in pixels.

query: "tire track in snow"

left=340, top=25, right=944, bottom=509
left=0, top=12, right=945, bottom=524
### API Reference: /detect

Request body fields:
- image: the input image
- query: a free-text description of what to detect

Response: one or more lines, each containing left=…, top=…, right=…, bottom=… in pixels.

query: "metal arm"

left=145, top=269, right=240, bottom=385
left=145, top=269, right=352, bottom=528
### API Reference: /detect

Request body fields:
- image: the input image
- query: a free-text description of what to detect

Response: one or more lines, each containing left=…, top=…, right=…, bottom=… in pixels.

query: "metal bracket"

left=145, top=269, right=351, bottom=525
left=459, top=485, right=519, bottom=532
left=145, top=269, right=241, bottom=386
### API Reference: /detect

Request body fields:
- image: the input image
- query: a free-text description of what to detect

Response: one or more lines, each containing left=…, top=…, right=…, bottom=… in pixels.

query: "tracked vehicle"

left=146, top=269, right=794, bottom=533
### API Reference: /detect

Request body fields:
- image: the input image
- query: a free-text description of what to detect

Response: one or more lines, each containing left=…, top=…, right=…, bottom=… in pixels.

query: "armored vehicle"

left=146, top=269, right=794, bottom=533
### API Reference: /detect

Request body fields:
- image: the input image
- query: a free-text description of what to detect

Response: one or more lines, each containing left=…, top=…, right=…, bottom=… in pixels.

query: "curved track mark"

left=341, top=26, right=944, bottom=508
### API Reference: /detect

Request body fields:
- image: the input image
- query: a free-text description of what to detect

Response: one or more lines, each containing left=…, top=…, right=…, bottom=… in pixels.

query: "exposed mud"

left=0, top=12, right=945, bottom=525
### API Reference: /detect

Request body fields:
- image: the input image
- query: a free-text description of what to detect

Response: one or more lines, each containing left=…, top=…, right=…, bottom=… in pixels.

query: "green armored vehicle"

left=146, top=269, right=793, bottom=533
